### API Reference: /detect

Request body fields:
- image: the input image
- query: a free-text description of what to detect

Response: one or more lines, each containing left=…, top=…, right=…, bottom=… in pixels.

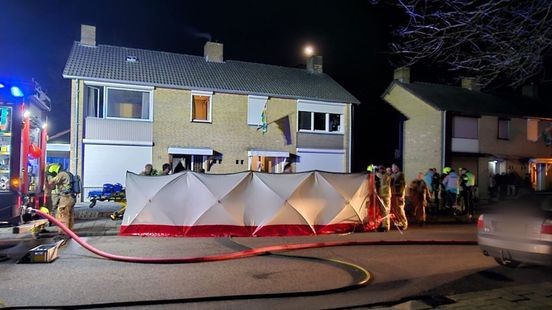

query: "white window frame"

left=83, top=81, right=154, bottom=122
left=297, top=100, right=345, bottom=134
left=247, top=95, right=268, bottom=126
left=190, top=90, right=213, bottom=123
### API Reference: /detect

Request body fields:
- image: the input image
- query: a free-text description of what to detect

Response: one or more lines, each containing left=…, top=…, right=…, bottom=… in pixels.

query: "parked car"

left=477, top=191, right=552, bottom=267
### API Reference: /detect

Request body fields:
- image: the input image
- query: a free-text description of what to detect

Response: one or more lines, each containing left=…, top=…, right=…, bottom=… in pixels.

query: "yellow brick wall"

left=153, top=89, right=297, bottom=173
left=383, top=84, right=443, bottom=182
left=69, top=79, right=85, bottom=178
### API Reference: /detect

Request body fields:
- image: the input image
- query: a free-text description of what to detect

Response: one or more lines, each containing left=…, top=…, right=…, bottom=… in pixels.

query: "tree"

left=381, top=0, right=552, bottom=89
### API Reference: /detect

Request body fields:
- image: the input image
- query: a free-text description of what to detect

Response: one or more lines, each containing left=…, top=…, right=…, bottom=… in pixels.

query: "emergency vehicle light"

left=23, top=110, right=30, bottom=118
left=10, top=86, right=24, bottom=98
left=0, top=82, right=4, bottom=88
left=10, top=177, right=20, bottom=190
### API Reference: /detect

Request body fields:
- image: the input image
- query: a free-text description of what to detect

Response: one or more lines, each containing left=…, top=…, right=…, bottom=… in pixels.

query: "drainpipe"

left=73, top=80, right=80, bottom=183
left=441, top=110, right=447, bottom=169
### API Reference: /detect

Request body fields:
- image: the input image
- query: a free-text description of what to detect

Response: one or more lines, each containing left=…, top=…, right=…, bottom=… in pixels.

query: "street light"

left=304, top=45, right=314, bottom=57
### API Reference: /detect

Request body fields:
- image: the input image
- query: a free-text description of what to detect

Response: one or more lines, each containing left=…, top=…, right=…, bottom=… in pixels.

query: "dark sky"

left=0, top=0, right=406, bottom=171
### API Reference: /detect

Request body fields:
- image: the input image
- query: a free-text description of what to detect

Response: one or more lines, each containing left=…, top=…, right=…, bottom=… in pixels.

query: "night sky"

left=0, top=0, right=407, bottom=171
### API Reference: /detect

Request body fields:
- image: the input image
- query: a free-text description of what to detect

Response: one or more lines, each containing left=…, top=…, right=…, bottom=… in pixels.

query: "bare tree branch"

left=379, top=0, right=552, bottom=89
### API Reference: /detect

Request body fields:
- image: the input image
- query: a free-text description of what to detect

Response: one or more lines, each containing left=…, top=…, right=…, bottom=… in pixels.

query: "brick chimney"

left=461, top=77, right=480, bottom=91
left=393, top=67, right=410, bottom=83
left=204, top=42, right=223, bottom=63
left=80, top=24, right=96, bottom=46
left=307, top=56, right=323, bottom=74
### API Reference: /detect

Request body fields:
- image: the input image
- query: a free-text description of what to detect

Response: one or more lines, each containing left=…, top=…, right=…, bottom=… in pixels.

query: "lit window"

left=527, top=119, right=539, bottom=142
left=107, top=89, right=150, bottom=120
left=191, top=93, right=212, bottom=122
left=498, top=119, right=510, bottom=140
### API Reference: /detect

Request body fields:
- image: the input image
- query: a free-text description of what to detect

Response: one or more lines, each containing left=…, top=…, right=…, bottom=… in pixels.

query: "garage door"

left=84, top=144, right=152, bottom=188
left=296, top=149, right=345, bottom=173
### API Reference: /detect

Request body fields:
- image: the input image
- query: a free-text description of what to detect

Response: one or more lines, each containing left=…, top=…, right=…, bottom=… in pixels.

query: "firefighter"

left=377, top=166, right=392, bottom=231
left=391, top=163, right=408, bottom=230
left=409, top=172, right=430, bottom=226
left=460, top=168, right=475, bottom=221
left=47, top=163, right=76, bottom=235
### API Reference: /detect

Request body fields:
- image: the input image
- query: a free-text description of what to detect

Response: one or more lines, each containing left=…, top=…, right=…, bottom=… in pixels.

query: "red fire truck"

left=0, top=78, right=51, bottom=226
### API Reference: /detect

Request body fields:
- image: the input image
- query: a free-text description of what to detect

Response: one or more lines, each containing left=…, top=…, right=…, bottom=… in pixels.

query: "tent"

left=120, top=171, right=375, bottom=237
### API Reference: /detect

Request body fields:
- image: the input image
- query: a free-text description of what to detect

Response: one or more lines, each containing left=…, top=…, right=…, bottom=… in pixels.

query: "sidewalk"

left=376, top=281, right=552, bottom=309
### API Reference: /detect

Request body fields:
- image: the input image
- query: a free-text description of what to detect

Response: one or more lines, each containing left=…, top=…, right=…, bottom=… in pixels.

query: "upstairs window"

left=191, top=91, right=212, bottom=122
left=247, top=96, right=268, bottom=126
left=84, top=84, right=152, bottom=121
left=107, top=89, right=150, bottom=120
left=498, top=119, right=510, bottom=140
left=298, top=111, right=343, bottom=133
left=452, top=116, right=478, bottom=139
left=527, top=119, right=539, bottom=142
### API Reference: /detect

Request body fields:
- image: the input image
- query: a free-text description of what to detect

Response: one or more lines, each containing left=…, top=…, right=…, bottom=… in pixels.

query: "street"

left=1, top=211, right=551, bottom=309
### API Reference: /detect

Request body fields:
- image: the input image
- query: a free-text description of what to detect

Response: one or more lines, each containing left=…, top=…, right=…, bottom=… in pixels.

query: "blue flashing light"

left=0, top=82, right=4, bottom=88
left=10, top=86, right=24, bottom=98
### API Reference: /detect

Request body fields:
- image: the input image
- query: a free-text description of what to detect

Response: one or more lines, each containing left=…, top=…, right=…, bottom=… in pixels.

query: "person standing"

left=139, top=163, right=157, bottom=176
left=409, top=172, right=430, bottom=226
left=391, top=163, right=408, bottom=230
left=47, top=163, right=76, bottom=235
left=442, top=168, right=460, bottom=214
left=160, top=163, right=171, bottom=175
left=377, top=166, right=392, bottom=231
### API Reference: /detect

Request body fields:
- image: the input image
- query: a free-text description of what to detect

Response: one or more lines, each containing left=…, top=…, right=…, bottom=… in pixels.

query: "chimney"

left=522, top=84, right=539, bottom=99
left=204, top=42, right=223, bottom=63
left=306, top=56, right=323, bottom=74
left=80, top=24, right=96, bottom=46
left=461, top=77, right=480, bottom=91
left=394, top=67, right=410, bottom=83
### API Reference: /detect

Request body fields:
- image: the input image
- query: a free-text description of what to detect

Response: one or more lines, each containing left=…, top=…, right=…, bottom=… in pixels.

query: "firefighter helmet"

left=442, top=166, right=451, bottom=174
left=366, top=164, right=374, bottom=173
left=47, top=163, right=61, bottom=175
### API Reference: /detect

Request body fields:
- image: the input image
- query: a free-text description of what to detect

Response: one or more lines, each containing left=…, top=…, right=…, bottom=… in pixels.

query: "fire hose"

left=6, top=208, right=478, bottom=309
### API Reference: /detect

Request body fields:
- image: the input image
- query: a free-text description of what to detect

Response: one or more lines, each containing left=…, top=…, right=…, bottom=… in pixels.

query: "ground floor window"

left=250, top=156, right=289, bottom=173
left=171, top=154, right=206, bottom=173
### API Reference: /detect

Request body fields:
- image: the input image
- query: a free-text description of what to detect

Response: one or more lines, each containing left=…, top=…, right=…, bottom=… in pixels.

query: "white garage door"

left=84, top=144, right=152, bottom=189
left=296, top=149, right=345, bottom=173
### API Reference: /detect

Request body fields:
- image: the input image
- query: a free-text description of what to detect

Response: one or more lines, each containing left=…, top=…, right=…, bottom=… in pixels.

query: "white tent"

left=121, top=171, right=371, bottom=237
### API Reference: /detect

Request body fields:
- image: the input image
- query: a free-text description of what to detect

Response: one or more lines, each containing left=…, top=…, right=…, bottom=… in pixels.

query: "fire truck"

left=0, top=78, right=51, bottom=226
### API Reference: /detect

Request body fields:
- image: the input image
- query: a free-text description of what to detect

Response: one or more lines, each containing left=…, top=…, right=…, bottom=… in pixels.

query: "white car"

left=477, top=192, right=552, bottom=267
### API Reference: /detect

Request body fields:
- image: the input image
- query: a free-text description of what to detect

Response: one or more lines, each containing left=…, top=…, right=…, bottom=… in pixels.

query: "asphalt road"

left=1, top=197, right=551, bottom=309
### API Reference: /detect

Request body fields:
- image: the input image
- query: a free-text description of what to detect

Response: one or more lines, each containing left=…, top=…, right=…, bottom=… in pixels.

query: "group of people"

left=367, top=163, right=409, bottom=231
left=367, top=164, right=478, bottom=231
left=139, top=162, right=205, bottom=176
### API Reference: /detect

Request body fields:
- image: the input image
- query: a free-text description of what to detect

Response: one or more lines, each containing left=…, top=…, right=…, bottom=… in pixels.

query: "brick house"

left=63, top=26, right=360, bottom=196
left=382, top=67, right=552, bottom=199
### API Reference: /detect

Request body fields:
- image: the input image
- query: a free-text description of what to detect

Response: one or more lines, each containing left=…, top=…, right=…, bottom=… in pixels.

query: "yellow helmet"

left=442, top=166, right=451, bottom=174
left=366, top=164, right=374, bottom=173
left=47, top=163, right=61, bottom=175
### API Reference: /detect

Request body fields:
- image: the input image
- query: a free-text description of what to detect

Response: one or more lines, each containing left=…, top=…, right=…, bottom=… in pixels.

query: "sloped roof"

left=389, top=81, right=552, bottom=119
left=63, top=42, right=360, bottom=104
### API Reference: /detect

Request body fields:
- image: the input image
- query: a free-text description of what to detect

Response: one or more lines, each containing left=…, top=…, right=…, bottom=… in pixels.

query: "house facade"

left=63, top=26, right=359, bottom=197
left=382, top=67, right=552, bottom=199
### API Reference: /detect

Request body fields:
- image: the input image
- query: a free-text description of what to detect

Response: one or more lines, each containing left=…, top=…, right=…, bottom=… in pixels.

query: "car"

left=477, top=191, right=552, bottom=267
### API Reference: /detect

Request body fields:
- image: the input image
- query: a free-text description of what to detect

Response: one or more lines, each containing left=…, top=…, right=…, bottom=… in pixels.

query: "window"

left=527, top=119, right=539, bottom=142
left=298, top=111, right=343, bottom=133
left=329, top=113, right=341, bottom=132
left=452, top=116, right=478, bottom=139
left=498, top=119, right=510, bottom=140
left=247, top=96, right=268, bottom=125
left=191, top=92, right=212, bottom=122
left=107, top=89, right=150, bottom=119
left=298, top=111, right=311, bottom=130
left=313, top=112, right=326, bottom=130
left=84, top=84, right=152, bottom=120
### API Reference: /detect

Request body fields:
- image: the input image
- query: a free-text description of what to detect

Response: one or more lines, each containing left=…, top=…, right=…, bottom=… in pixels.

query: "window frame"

left=247, top=95, right=268, bottom=126
left=452, top=116, right=479, bottom=139
left=298, top=111, right=344, bottom=134
left=83, top=81, right=153, bottom=122
left=190, top=90, right=213, bottom=123
left=497, top=118, right=510, bottom=140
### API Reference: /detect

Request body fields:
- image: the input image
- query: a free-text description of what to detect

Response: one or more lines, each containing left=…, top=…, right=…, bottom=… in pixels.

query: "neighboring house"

left=46, top=129, right=70, bottom=169
left=63, top=25, right=360, bottom=197
left=382, top=67, right=552, bottom=199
